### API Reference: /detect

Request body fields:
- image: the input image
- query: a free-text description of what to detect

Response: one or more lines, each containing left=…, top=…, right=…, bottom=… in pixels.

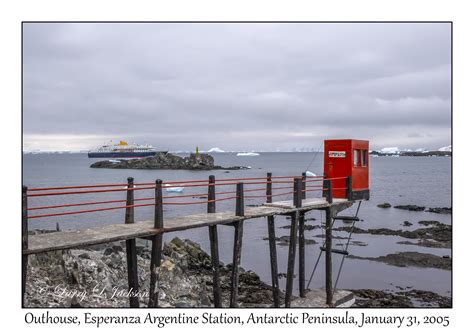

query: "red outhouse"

left=323, top=139, right=370, bottom=200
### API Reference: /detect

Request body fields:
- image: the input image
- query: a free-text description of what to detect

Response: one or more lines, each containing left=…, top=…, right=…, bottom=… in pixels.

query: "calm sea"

left=23, top=153, right=452, bottom=296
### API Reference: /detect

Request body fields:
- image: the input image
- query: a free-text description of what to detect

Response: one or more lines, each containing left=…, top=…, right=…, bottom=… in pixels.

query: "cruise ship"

left=88, top=141, right=166, bottom=158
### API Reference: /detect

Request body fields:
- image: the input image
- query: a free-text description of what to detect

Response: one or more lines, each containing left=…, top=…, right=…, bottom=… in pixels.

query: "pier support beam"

left=230, top=220, right=244, bottom=307
left=298, top=211, right=306, bottom=298
left=266, top=173, right=280, bottom=307
left=125, top=177, right=139, bottom=308
left=229, top=182, right=245, bottom=307
left=207, top=175, right=222, bottom=307
left=285, top=178, right=303, bottom=307
left=22, top=186, right=28, bottom=307
left=325, top=207, right=333, bottom=306
left=148, top=180, right=164, bottom=308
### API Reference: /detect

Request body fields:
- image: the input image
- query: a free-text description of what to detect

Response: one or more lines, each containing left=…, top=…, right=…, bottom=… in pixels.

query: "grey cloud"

left=23, top=23, right=451, bottom=151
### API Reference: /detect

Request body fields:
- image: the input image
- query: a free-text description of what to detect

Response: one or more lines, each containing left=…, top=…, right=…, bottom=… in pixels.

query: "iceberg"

left=380, top=147, right=400, bottom=154
left=305, top=170, right=317, bottom=177
left=236, top=152, right=260, bottom=156
left=164, top=184, right=184, bottom=193
left=438, top=145, right=452, bottom=152
left=208, top=147, right=226, bottom=153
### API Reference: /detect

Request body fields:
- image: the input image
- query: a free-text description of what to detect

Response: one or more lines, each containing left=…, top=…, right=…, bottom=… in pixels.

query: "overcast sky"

left=23, top=23, right=451, bottom=152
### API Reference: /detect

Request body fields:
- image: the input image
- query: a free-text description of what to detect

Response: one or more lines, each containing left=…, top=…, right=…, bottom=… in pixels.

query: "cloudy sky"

left=23, top=23, right=451, bottom=152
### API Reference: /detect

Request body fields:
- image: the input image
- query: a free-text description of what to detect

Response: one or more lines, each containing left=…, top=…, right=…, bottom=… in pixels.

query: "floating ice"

left=438, top=145, right=451, bottom=152
left=164, top=184, right=184, bottom=193
left=236, top=152, right=260, bottom=156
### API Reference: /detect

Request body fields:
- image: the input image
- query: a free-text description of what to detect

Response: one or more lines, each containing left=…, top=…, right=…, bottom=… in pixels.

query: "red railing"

left=24, top=173, right=348, bottom=221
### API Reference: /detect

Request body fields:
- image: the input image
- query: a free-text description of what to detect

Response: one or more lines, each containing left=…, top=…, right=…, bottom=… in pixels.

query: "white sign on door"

left=329, top=151, right=346, bottom=158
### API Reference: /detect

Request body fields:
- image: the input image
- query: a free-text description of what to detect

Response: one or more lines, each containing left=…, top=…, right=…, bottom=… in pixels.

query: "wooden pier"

left=22, top=174, right=361, bottom=308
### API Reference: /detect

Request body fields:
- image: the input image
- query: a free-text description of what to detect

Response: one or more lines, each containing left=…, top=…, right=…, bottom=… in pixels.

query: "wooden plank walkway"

left=24, top=198, right=352, bottom=255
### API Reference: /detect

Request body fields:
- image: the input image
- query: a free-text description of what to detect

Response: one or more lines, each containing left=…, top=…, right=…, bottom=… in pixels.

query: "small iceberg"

left=236, top=152, right=260, bottom=156
left=208, top=147, right=226, bottom=153
left=108, top=159, right=122, bottom=163
left=164, top=184, right=184, bottom=193
left=305, top=170, right=317, bottom=177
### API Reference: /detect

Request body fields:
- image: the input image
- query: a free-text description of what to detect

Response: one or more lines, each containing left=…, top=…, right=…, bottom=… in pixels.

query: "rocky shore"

left=351, top=289, right=451, bottom=308
left=334, top=220, right=452, bottom=248
left=25, top=237, right=283, bottom=308
left=90, top=153, right=247, bottom=170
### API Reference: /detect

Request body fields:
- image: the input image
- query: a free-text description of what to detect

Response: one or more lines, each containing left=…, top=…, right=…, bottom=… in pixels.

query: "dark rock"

left=351, top=289, right=451, bottom=308
left=103, top=247, right=115, bottom=256
left=279, top=224, right=319, bottom=231
left=112, top=245, right=123, bottom=253
left=78, top=253, right=91, bottom=259
left=334, top=221, right=451, bottom=244
left=90, top=152, right=247, bottom=171
left=377, top=203, right=392, bottom=208
left=263, top=236, right=317, bottom=246
left=348, top=252, right=452, bottom=270
left=418, top=220, right=441, bottom=226
left=402, top=221, right=413, bottom=227
left=426, top=207, right=451, bottom=214
left=394, top=205, right=426, bottom=211
left=397, top=240, right=450, bottom=249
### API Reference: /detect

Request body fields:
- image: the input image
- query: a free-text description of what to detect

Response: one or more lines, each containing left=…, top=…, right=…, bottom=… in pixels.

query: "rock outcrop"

left=90, top=153, right=247, bottom=170
left=24, top=237, right=283, bottom=308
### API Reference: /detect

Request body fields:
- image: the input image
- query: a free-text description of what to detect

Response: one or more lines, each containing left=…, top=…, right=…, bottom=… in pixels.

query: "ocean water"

left=23, top=153, right=452, bottom=297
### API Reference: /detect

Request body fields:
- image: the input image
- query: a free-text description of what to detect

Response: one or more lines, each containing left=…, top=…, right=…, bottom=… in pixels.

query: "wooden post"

left=125, top=177, right=139, bottom=307
left=285, top=211, right=298, bottom=307
left=346, top=176, right=353, bottom=201
left=301, top=172, right=307, bottom=200
left=230, top=181, right=244, bottom=307
left=266, top=173, right=279, bottom=307
left=22, top=185, right=28, bottom=307
left=207, top=175, right=216, bottom=213
left=230, top=220, right=244, bottom=307
left=207, top=175, right=222, bottom=307
left=324, top=179, right=333, bottom=204
left=235, top=182, right=244, bottom=216
left=284, top=178, right=302, bottom=307
left=294, top=178, right=302, bottom=208
left=148, top=179, right=164, bottom=307
left=325, top=208, right=333, bottom=305
left=295, top=178, right=306, bottom=297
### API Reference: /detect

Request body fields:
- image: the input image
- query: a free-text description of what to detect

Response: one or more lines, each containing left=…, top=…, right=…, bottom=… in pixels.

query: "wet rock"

left=426, top=207, right=451, bottom=214
left=377, top=203, right=391, bottom=208
left=279, top=224, right=318, bottom=231
left=263, top=236, right=317, bottom=246
left=348, top=252, right=451, bottom=270
left=334, top=221, right=451, bottom=245
left=394, top=205, right=426, bottom=211
left=351, top=289, right=451, bottom=308
left=397, top=240, right=450, bottom=249
left=418, top=220, right=441, bottom=226
left=103, top=247, right=115, bottom=256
